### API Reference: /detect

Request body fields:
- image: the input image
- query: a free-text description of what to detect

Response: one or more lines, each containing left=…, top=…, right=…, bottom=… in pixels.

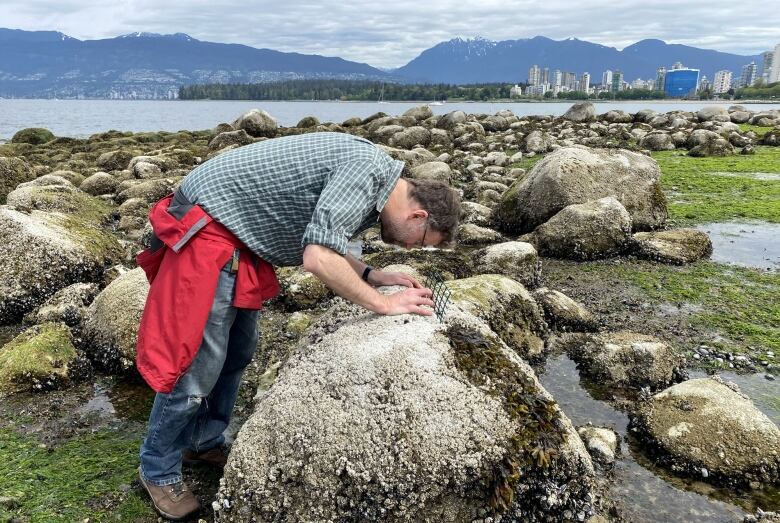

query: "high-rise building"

left=672, top=61, right=684, bottom=70
left=761, top=51, right=774, bottom=84
left=602, top=69, right=613, bottom=88
left=771, top=43, right=780, bottom=83
left=739, top=62, right=757, bottom=87
left=563, top=71, right=577, bottom=91
left=713, top=70, right=733, bottom=94
left=528, top=64, right=541, bottom=86
left=700, top=75, right=710, bottom=91
left=654, top=67, right=666, bottom=91
left=664, top=67, right=700, bottom=97
left=580, top=72, right=591, bottom=94
left=541, top=67, right=550, bottom=86
left=611, top=70, right=624, bottom=92
left=552, top=69, right=563, bottom=95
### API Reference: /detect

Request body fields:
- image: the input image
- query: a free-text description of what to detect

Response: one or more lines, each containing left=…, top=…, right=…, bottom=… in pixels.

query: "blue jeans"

left=139, top=260, right=259, bottom=486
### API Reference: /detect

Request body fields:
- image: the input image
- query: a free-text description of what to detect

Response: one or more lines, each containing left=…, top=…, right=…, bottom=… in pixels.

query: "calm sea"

left=1, top=99, right=778, bottom=141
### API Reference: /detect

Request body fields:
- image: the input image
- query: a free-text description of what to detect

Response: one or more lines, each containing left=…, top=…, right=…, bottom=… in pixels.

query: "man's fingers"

left=412, top=287, right=433, bottom=298
left=413, top=306, right=434, bottom=316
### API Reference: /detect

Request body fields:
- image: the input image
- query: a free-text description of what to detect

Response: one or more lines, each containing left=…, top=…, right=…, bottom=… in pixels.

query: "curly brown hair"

left=405, top=178, right=461, bottom=245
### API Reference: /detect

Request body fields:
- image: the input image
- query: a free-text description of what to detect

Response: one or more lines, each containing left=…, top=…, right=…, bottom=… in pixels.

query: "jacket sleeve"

left=301, top=160, right=381, bottom=255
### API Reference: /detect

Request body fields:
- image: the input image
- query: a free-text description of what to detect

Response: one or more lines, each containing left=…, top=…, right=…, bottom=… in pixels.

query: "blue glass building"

left=664, top=68, right=700, bottom=98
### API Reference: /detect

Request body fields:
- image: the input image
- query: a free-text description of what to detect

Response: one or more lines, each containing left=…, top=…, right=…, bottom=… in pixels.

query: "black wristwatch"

left=362, top=266, right=373, bottom=282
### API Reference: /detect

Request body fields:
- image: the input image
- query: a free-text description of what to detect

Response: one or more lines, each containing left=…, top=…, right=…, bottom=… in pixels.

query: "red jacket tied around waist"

left=135, top=193, right=280, bottom=393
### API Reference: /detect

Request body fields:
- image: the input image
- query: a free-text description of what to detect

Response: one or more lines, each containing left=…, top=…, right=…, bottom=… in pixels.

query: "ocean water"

left=1, top=99, right=778, bottom=140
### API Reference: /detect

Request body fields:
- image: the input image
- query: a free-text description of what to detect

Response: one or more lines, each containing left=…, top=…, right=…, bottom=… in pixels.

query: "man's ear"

left=410, top=209, right=429, bottom=220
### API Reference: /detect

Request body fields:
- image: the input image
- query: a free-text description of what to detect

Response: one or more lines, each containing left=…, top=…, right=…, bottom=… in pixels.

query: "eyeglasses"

left=418, top=218, right=429, bottom=248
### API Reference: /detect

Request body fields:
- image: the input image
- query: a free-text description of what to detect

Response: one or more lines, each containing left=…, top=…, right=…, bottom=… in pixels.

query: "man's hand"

left=381, top=287, right=434, bottom=316
left=368, top=269, right=423, bottom=289
left=304, top=244, right=433, bottom=316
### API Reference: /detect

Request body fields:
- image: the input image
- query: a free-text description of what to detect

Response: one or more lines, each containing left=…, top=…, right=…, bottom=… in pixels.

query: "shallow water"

left=697, top=221, right=780, bottom=270
left=538, top=354, right=778, bottom=521
left=688, top=369, right=780, bottom=425
left=77, top=378, right=155, bottom=423
left=0, top=99, right=778, bottom=140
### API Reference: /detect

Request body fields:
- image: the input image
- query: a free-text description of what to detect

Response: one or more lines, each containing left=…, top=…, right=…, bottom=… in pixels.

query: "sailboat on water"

left=378, top=83, right=389, bottom=104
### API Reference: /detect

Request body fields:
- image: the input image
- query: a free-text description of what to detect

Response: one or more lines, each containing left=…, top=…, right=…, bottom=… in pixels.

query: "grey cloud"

left=1, top=0, right=778, bottom=68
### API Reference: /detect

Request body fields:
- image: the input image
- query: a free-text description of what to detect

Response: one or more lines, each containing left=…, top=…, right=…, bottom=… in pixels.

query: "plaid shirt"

left=179, top=132, right=404, bottom=266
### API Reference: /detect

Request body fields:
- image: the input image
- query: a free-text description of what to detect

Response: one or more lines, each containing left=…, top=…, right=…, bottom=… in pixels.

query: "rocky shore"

left=0, top=101, right=778, bottom=522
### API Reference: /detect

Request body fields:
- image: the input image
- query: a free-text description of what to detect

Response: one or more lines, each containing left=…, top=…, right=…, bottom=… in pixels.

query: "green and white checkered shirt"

left=179, top=132, right=404, bottom=266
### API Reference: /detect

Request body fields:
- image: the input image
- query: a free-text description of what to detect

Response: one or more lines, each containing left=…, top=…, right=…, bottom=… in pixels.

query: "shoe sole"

left=138, top=470, right=200, bottom=522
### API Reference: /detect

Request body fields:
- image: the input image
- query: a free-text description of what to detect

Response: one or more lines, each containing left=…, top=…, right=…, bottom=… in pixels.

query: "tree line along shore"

left=178, top=79, right=780, bottom=102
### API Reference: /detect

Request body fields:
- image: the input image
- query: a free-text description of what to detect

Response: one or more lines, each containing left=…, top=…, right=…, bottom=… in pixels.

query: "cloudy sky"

left=4, top=0, right=780, bottom=68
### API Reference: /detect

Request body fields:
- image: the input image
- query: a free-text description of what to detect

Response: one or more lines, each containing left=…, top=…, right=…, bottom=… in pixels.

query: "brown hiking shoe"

left=138, top=469, right=200, bottom=521
left=182, top=446, right=229, bottom=469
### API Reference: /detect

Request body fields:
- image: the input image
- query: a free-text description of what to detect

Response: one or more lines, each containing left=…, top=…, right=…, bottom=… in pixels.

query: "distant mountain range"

left=0, top=28, right=767, bottom=98
left=0, top=28, right=392, bottom=98
left=395, top=36, right=765, bottom=84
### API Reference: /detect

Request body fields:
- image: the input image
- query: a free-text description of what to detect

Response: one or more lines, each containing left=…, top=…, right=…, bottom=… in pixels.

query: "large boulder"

left=495, top=146, right=667, bottom=234
left=567, top=331, right=683, bottom=390
left=296, top=116, right=320, bottom=128
left=115, top=176, right=182, bottom=204
left=0, top=207, right=120, bottom=324
left=0, top=323, right=79, bottom=393
left=696, top=106, right=731, bottom=123
left=633, top=377, right=780, bottom=486
left=639, top=132, right=675, bottom=151
left=632, top=229, right=712, bottom=264
left=0, top=156, right=35, bottom=204
left=390, top=126, right=431, bottom=149
left=456, top=223, right=503, bottom=245
left=232, top=109, right=278, bottom=138
left=83, top=268, right=149, bottom=370
left=436, top=110, right=467, bottom=131
left=216, top=287, right=594, bottom=522
left=10, top=127, right=55, bottom=145
left=562, top=102, right=596, bottom=123
left=410, top=161, right=452, bottom=183
left=96, top=149, right=133, bottom=171
left=209, top=129, right=254, bottom=151
left=403, top=105, right=434, bottom=121
left=460, top=201, right=493, bottom=227
left=522, top=197, right=633, bottom=261
left=6, top=181, right=113, bottom=221
left=522, top=130, right=556, bottom=154
left=688, top=136, right=735, bottom=157
left=473, top=241, right=540, bottom=288
left=532, top=288, right=598, bottom=332
left=24, top=282, right=99, bottom=328
left=760, top=130, right=780, bottom=146
left=277, top=267, right=332, bottom=311
left=80, top=172, right=119, bottom=196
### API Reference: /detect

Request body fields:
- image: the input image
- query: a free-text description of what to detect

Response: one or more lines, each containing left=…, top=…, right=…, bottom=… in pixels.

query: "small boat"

left=378, top=83, right=389, bottom=104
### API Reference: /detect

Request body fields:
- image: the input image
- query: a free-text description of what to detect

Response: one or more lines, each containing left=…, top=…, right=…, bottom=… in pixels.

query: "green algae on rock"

left=0, top=207, right=121, bottom=324
left=10, top=127, right=55, bottom=145
left=0, top=323, right=78, bottom=393
left=0, top=156, right=35, bottom=204
left=446, top=274, right=548, bottom=360
left=447, top=324, right=569, bottom=514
